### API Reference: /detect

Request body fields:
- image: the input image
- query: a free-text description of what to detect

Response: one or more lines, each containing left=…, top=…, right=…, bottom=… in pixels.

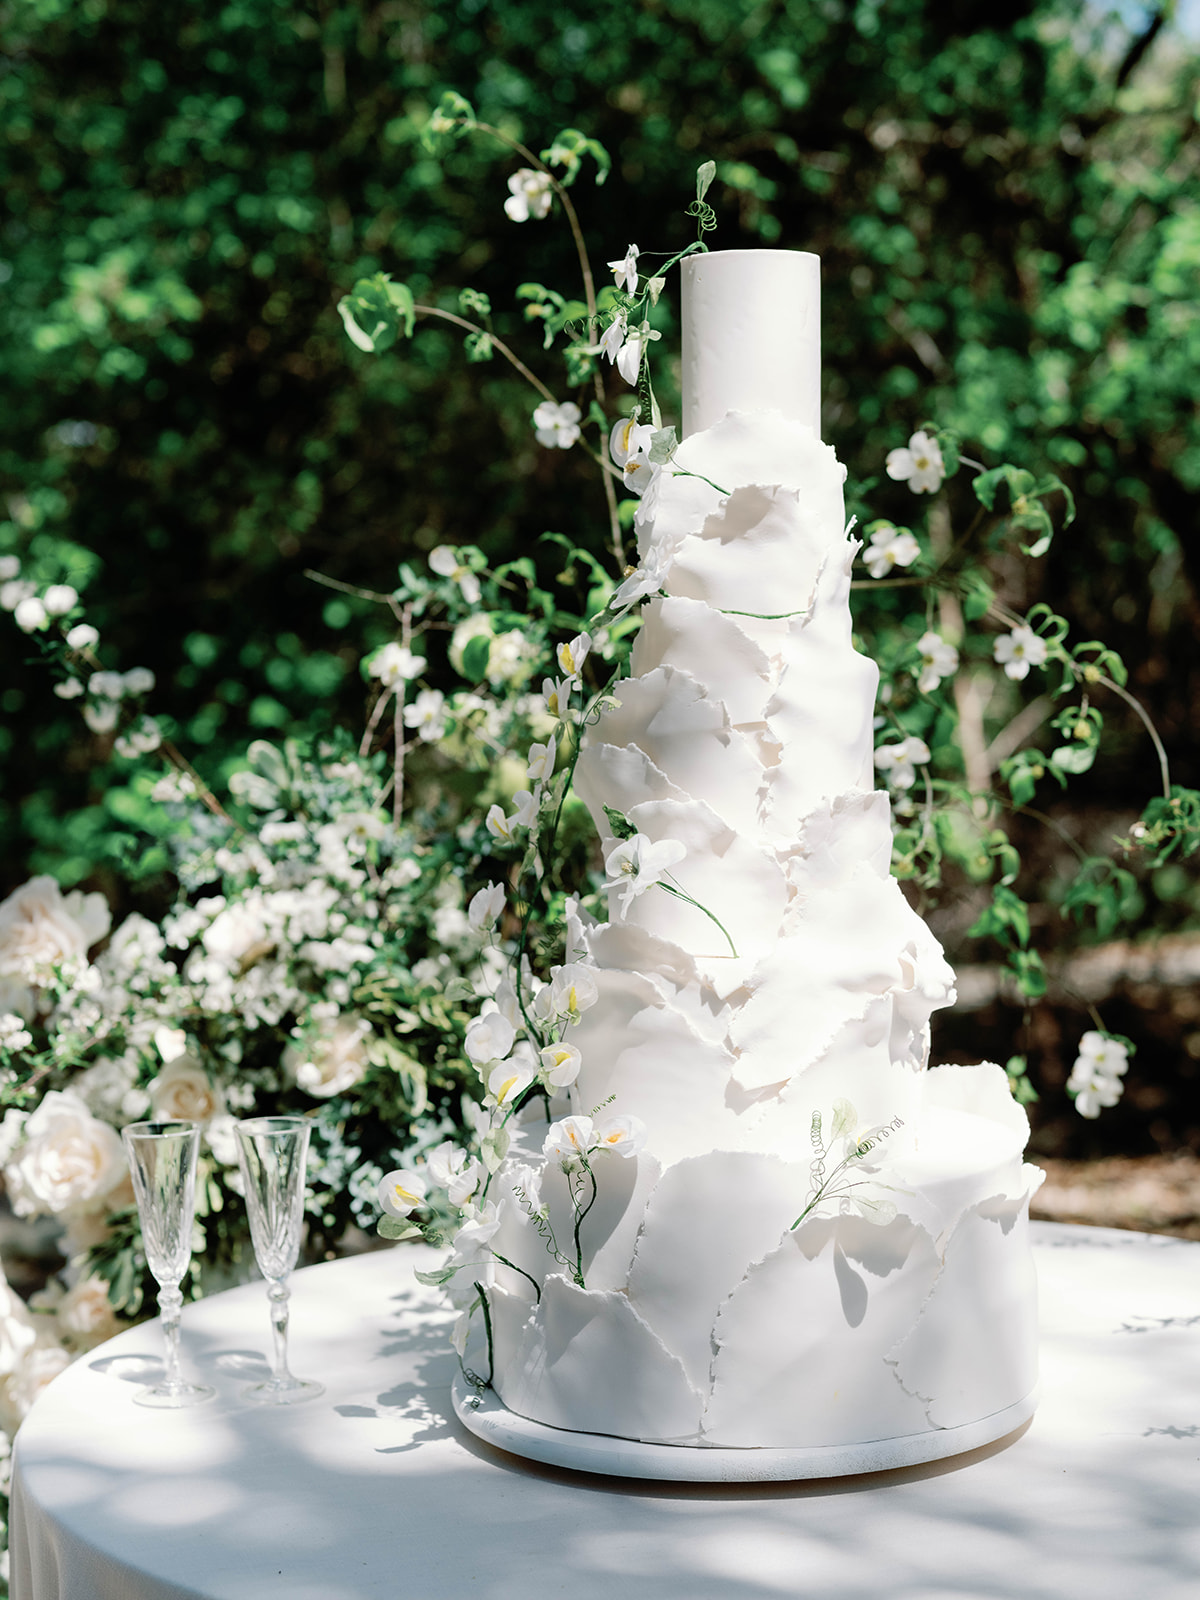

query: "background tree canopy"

left=1, top=0, right=1198, bottom=1154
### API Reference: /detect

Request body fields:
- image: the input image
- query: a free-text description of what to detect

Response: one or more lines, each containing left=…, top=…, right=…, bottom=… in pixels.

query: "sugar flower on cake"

left=609, top=417, right=658, bottom=495
left=543, top=1114, right=594, bottom=1169
left=885, top=430, right=945, bottom=494
left=1067, top=1030, right=1130, bottom=1119
left=604, top=833, right=688, bottom=914
left=539, top=1040, right=582, bottom=1087
left=615, top=320, right=660, bottom=386
left=427, top=1142, right=482, bottom=1207
left=914, top=631, right=959, bottom=693
left=428, top=545, right=482, bottom=605
left=608, top=244, right=640, bottom=293
left=993, top=623, right=1048, bottom=681
left=378, top=1168, right=427, bottom=1219
left=862, top=524, right=920, bottom=579
left=548, top=962, right=599, bottom=1023
left=592, top=1113, right=646, bottom=1158
left=369, top=642, right=427, bottom=689
left=487, top=1055, right=535, bottom=1108
left=598, top=313, right=627, bottom=364
left=503, top=167, right=553, bottom=222
left=873, top=735, right=932, bottom=791
left=532, top=400, right=581, bottom=449
left=464, top=1009, right=516, bottom=1066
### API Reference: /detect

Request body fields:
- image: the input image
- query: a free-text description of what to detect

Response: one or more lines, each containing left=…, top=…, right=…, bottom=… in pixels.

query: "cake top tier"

left=681, top=249, right=821, bottom=440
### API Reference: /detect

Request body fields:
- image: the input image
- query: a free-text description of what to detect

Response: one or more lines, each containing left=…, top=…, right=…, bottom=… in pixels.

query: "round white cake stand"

left=451, top=1373, right=1038, bottom=1483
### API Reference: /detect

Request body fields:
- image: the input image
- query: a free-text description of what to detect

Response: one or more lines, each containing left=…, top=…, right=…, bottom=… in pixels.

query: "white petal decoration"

left=495, top=1274, right=704, bottom=1443
left=631, top=596, right=774, bottom=726
left=887, top=1187, right=1041, bottom=1430
left=573, top=741, right=685, bottom=829
left=532, top=1137, right=663, bottom=1293
left=626, top=1151, right=807, bottom=1389
left=667, top=411, right=846, bottom=508
left=704, top=1213, right=940, bottom=1447
left=669, top=485, right=826, bottom=617
left=787, top=789, right=895, bottom=894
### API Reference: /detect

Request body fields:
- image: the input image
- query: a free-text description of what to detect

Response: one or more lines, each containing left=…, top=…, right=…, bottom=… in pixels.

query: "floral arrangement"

left=0, top=89, right=1195, bottom=1582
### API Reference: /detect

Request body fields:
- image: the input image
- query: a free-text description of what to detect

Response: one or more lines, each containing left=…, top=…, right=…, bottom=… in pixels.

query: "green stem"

left=571, top=1163, right=598, bottom=1287
left=473, top=1281, right=494, bottom=1385
left=658, top=878, right=738, bottom=958
left=412, top=305, right=555, bottom=402
left=490, top=1250, right=542, bottom=1303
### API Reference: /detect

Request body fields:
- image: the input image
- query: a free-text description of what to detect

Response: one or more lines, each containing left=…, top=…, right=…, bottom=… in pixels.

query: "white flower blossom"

left=543, top=1114, right=594, bottom=1167
left=13, top=596, right=47, bottom=632
left=404, top=688, right=447, bottom=742
left=121, top=667, right=155, bottom=696
left=0, top=876, right=110, bottom=987
left=557, top=633, right=590, bottom=680
left=592, top=1113, right=646, bottom=1158
left=539, top=1041, right=582, bottom=1087
left=148, top=1057, right=225, bottom=1124
left=370, top=642, right=426, bottom=688
left=548, top=963, right=598, bottom=1023
left=1067, top=1031, right=1129, bottom=1116
left=0, top=556, right=19, bottom=582
left=65, top=623, right=99, bottom=651
left=114, top=716, right=162, bottom=758
left=285, top=1015, right=371, bottom=1098
left=914, top=632, right=959, bottom=693
left=886, top=430, right=945, bottom=494
left=532, top=400, right=582, bottom=450
left=604, top=834, right=687, bottom=915
left=4, top=1091, right=126, bottom=1221
left=378, top=1168, right=427, bottom=1219
left=609, top=417, right=659, bottom=495
left=82, top=699, right=119, bottom=734
left=863, top=525, right=921, bottom=579
left=504, top=168, right=553, bottom=222
left=0, top=1015, right=32, bottom=1053
left=0, top=580, right=35, bottom=612
left=485, top=804, right=516, bottom=844
left=527, top=735, right=556, bottom=784
left=542, top=676, right=575, bottom=720
left=468, top=883, right=506, bottom=933
left=42, top=584, right=78, bottom=616
left=464, top=1011, right=516, bottom=1066
left=487, top=1057, right=534, bottom=1107
left=612, top=542, right=671, bottom=611
left=993, top=625, right=1048, bottom=682
left=53, top=679, right=84, bottom=700
left=873, top=736, right=932, bottom=791
left=428, top=546, right=482, bottom=605
left=509, top=788, right=540, bottom=829
left=598, top=314, right=626, bottom=364
left=608, top=244, right=640, bottom=293
left=615, top=321, right=660, bottom=386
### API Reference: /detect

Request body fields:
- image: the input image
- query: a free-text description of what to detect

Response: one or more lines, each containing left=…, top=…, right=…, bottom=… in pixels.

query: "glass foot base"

left=134, top=1382, right=216, bottom=1409
left=241, top=1376, right=324, bottom=1406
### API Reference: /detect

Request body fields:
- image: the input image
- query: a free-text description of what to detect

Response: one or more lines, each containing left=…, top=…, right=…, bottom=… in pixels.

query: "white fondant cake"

left=482, top=249, right=1042, bottom=1451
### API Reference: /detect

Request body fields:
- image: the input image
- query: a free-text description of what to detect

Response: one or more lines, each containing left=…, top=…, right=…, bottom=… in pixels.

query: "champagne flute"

left=234, top=1115, right=323, bottom=1405
left=122, top=1120, right=215, bottom=1408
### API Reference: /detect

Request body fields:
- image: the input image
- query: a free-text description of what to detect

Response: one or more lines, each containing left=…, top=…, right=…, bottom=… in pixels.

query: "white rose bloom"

left=0, top=1341, right=72, bottom=1434
left=0, top=1260, right=38, bottom=1379
left=4, top=1091, right=127, bottom=1220
left=284, top=1015, right=371, bottom=1098
left=0, top=876, right=111, bottom=986
left=56, top=1275, right=122, bottom=1351
left=42, top=584, right=78, bottom=616
left=201, top=897, right=271, bottom=968
left=148, top=1057, right=225, bottom=1124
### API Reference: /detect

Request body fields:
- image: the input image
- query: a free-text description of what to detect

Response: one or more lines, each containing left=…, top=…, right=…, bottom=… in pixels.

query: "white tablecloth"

left=10, top=1222, right=1200, bottom=1600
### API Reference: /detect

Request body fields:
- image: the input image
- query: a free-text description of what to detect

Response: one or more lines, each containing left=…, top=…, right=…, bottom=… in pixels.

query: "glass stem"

left=267, top=1278, right=292, bottom=1384
left=158, top=1284, right=185, bottom=1390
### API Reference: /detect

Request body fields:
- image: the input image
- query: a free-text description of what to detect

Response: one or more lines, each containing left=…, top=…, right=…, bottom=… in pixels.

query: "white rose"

left=56, top=1276, right=122, bottom=1351
left=284, top=1015, right=371, bottom=1098
left=0, top=1262, right=37, bottom=1379
left=0, top=876, right=111, bottom=985
left=0, top=1340, right=72, bottom=1433
left=201, top=898, right=271, bottom=968
left=148, top=1057, right=225, bottom=1124
left=4, top=1091, right=127, bottom=1220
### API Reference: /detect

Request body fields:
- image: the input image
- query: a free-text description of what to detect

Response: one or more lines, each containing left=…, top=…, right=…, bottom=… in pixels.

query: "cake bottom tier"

left=485, top=1064, right=1043, bottom=1449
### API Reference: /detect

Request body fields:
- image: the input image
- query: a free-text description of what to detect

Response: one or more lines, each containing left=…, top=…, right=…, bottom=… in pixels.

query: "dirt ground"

left=1031, top=1151, right=1200, bottom=1240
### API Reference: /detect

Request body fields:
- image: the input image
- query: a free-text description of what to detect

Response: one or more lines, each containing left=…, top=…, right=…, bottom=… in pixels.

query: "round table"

left=10, top=1223, right=1200, bottom=1600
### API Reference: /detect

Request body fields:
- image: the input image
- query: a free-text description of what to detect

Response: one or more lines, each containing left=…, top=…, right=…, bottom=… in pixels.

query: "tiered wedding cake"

left=472, top=250, right=1042, bottom=1464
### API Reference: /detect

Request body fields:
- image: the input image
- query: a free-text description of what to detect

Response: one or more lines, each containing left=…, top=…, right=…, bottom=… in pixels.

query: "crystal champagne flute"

left=122, top=1120, right=215, bottom=1408
left=234, top=1115, right=323, bottom=1405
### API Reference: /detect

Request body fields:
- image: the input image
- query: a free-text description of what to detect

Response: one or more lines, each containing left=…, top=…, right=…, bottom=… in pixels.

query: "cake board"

left=451, top=1372, right=1038, bottom=1483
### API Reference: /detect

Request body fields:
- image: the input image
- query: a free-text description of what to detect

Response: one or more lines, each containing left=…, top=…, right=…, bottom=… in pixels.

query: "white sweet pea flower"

left=615, top=321, right=660, bottom=386
left=532, top=400, right=582, bottom=450
left=485, top=804, right=519, bottom=845
left=863, top=525, right=921, bottom=579
left=378, top=1168, right=427, bottom=1219
left=599, top=314, right=626, bottom=364
left=467, top=883, right=506, bottom=932
left=428, top=545, right=482, bottom=606
left=65, top=623, right=99, bottom=651
left=504, top=167, right=553, bottom=222
left=539, top=1041, right=582, bottom=1087
left=612, top=542, right=670, bottom=611
left=609, top=417, right=660, bottom=495
left=13, top=596, right=47, bottom=632
left=914, top=632, right=959, bottom=693
left=542, top=676, right=575, bottom=720
left=557, top=633, right=590, bottom=679
left=370, top=642, right=427, bottom=688
left=464, top=1011, right=516, bottom=1066
left=404, top=688, right=447, bottom=742
left=509, top=787, right=540, bottom=829
left=608, top=243, right=640, bottom=293
left=427, top=1142, right=482, bottom=1206
left=885, top=430, right=945, bottom=494
left=604, top=833, right=688, bottom=915
left=487, top=1056, right=534, bottom=1108
left=42, top=585, right=78, bottom=616
left=543, top=1115, right=594, bottom=1167
left=592, top=1113, right=646, bottom=1158
left=993, top=625, right=1048, bottom=682
left=548, top=962, right=598, bottom=1023
left=527, top=735, right=556, bottom=784
left=873, top=736, right=931, bottom=791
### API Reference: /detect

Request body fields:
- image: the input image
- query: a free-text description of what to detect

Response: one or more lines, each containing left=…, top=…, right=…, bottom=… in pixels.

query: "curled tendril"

left=686, top=199, right=717, bottom=239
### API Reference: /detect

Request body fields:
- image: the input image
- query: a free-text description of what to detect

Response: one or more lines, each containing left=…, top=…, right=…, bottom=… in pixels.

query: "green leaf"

left=337, top=273, right=414, bottom=353
left=459, top=287, right=491, bottom=319
left=1050, top=743, right=1096, bottom=774
left=602, top=805, right=637, bottom=840
left=648, top=426, right=677, bottom=465
left=414, top=1264, right=459, bottom=1286
left=695, top=159, right=717, bottom=202
left=378, top=1217, right=422, bottom=1241
left=540, top=127, right=611, bottom=186
left=961, top=569, right=995, bottom=622
left=461, top=633, right=491, bottom=683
